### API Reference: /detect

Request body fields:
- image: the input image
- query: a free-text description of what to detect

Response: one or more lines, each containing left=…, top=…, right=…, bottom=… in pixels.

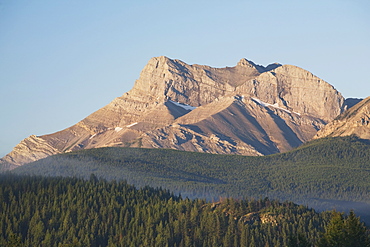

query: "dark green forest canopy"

left=1, top=174, right=369, bottom=246
left=12, top=136, right=370, bottom=223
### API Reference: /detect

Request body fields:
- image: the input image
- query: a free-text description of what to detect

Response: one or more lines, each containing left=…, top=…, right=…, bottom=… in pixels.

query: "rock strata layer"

left=314, top=97, right=370, bottom=139
left=1, top=56, right=345, bottom=170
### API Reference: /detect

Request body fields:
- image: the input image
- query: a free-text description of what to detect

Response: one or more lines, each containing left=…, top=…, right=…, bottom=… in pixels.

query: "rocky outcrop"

left=314, top=97, right=370, bottom=139
left=129, top=56, right=343, bottom=121
left=1, top=56, right=345, bottom=170
left=0, top=135, right=59, bottom=170
left=240, top=211, right=281, bottom=225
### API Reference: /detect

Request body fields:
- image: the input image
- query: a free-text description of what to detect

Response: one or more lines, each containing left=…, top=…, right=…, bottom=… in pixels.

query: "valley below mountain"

left=12, top=136, right=370, bottom=225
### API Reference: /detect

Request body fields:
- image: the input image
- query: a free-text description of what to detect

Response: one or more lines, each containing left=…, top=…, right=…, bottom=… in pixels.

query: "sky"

left=0, top=0, right=369, bottom=157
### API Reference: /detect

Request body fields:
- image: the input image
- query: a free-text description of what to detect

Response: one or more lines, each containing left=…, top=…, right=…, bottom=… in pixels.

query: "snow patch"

left=115, top=127, right=123, bottom=132
left=169, top=100, right=196, bottom=111
left=89, top=134, right=96, bottom=140
left=251, top=98, right=301, bottom=116
left=126, top=122, right=138, bottom=128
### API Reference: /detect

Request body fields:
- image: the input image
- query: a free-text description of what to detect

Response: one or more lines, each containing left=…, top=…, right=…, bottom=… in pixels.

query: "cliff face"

left=314, top=97, right=370, bottom=140
left=1, top=56, right=345, bottom=170
left=0, top=135, right=59, bottom=171
left=128, top=56, right=343, bottom=121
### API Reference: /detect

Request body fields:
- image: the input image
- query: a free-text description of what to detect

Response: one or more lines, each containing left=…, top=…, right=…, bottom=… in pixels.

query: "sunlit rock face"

left=314, top=97, right=370, bottom=140
left=1, top=56, right=345, bottom=170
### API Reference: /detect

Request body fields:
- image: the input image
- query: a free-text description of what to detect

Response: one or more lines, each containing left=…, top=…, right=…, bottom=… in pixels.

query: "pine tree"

left=318, top=211, right=345, bottom=247
left=6, top=232, right=22, bottom=247
left=343, top=210, right=370, bottom=247
left=319, top=210, right=370, bottom=247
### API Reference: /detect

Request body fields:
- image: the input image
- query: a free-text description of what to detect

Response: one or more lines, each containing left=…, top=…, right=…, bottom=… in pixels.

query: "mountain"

left=0, top=56, right=345, bottom=170
left=314, top=97, right=370, bottom=139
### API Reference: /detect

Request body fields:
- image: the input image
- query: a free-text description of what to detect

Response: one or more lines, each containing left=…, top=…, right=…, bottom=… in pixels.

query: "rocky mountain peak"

left=237, top=58, right=261, bottom=69
left=236, top=58, right=281, bottom=73
left=127, top=57, right=344, bottom=121
left=0, top=56, right=348, bottom=170
left=237, top=58, right=283, bottom=73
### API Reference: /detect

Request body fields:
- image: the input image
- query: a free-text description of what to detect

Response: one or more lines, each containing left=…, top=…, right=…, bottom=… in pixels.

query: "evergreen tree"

left=343, top=210, right=370, bottom=247
left=319, top=210, right=370, bottom=247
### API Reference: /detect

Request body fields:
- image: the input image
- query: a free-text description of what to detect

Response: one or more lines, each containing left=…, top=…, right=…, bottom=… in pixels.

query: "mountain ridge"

left=1, top=56, right=345, bottom=170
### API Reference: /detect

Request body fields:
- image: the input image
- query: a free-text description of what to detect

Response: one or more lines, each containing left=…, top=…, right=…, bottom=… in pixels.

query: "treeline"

left=12, top=136, right=370, bottom=221
left=1, top=174, right=369, bottom=246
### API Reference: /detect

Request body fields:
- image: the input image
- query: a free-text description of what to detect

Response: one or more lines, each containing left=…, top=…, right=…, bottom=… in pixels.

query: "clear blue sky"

left=0, top=0, right=369, bottom=157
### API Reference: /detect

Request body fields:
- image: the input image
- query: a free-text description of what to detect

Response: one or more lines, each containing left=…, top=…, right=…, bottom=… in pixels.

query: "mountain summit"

left=0, top=56, right=345, bottom=170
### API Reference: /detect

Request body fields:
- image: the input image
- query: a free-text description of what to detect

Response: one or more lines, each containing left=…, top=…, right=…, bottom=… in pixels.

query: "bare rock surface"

left=314, top=97, right=370, bottom=139
left=1, top=56, right=346, bottom=170
left=0, top=135, right=59, bottom=170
